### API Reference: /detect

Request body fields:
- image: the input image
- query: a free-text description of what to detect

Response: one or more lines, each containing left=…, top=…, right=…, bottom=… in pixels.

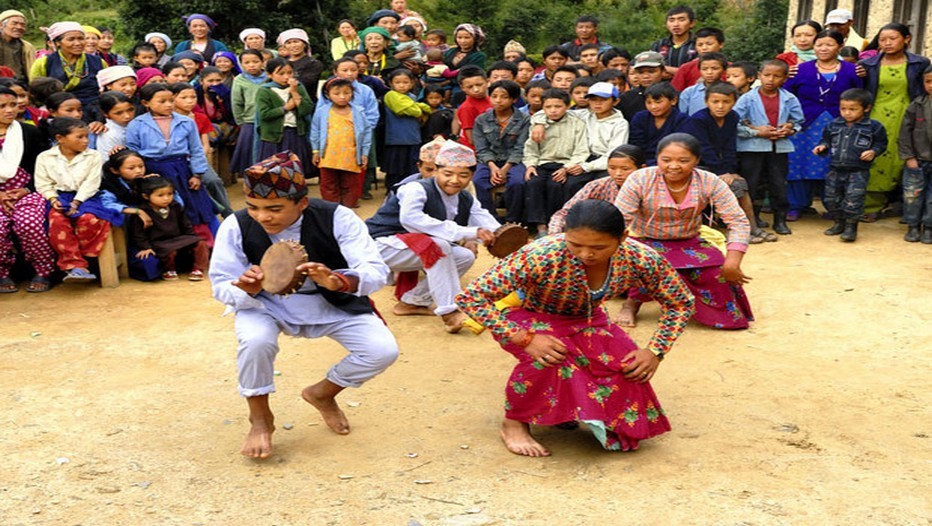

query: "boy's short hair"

left=923, top=64, right=932, bottom=75
left=29, top=76, right=64, bottom=106
left=554, top=65, right=579, bottom=78
left=396, top=25, right=416, bottom=39
left=595, top=69, right=624, bottom=82
left=576, top=15, right=599, bottom=26
left=424, top=29, right=447, bottom=42
left=839, top=88, right=873, bottom=109
left=839, top=46, right=860, bottom=59
left=600, top=47, right=632, bottom=66
left=705, top=81, right=738, bottom=100
left=698, top=52, right=728, bottom=69
left=695, top=27, right=725, bottom=43
left=526, top=79, right=552, bottom=92
left=540, top=88, right=571, bottom=105
left=728, top=61, right=758, bottom=78
left=423, top=84, right=446, bottom=97
left=489, top=80, right=521, bottom=100
left=644, top=81, right=678, bottom=101
left=487, top=60, right=518, bottom=76
left=132, top=42, right=158, bottom=57
left=541, top=45, right=570, bottom=59
left=569, top=77, right=597, bottom=91
left=666, top=5, right=696, bottom=20
left=457, top=65, right=487, bottom=85
left=579, top=43, right=601, bottom=54
left=759, top=59, right=789, bottom=75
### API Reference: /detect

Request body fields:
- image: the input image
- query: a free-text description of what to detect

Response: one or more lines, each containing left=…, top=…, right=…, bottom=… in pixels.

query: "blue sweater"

left=629, top=107, right=690, bottom=165
left=683, top=108, right=739, bottom=174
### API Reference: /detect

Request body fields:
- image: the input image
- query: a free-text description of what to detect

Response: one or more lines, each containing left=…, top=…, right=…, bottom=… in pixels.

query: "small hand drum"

left=487, top=224, right=529, bottom=258
left=259, top=240, right=308, bottom=295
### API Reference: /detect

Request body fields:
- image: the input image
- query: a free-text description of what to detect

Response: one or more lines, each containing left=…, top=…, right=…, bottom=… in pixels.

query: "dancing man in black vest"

left=209, top=152, right=398, bottom=459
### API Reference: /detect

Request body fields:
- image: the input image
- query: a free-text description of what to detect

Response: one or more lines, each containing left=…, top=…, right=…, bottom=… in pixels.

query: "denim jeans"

left=824, top=167, right=869, bottom=220
left=902, top=162, right=932, bottom=227
left=473, top=162, right=526, bottom=223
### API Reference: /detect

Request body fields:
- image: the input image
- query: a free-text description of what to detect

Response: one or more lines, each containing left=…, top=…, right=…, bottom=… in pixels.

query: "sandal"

left=749, top=229, right=766, bottom=244
left=188, top=270, right=205, bottom=281
left=0, top=277, right=18, bottom=293
left=26, top=276, right=50, bottom=293
left=162, top=270, right=179, bottom=281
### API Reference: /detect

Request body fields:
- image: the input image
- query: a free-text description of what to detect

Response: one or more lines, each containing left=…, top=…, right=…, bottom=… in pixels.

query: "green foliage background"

left=13, top=0, right=788, bottom=66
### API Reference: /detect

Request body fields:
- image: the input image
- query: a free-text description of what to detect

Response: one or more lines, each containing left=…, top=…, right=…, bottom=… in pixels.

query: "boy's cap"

left=586, top=82, right=618, bottom=98
left=632, top=51, right=664, bottom=69
left=435, top=140, right=477, bottom=167
left=244, top=151, right=306, bottom=199
left=825, top=9, right=853, bottom=25
left=419, top=136, right=446, bottom=162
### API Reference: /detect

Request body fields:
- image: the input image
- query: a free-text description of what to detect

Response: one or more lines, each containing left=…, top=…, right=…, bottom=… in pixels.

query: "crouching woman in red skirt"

left=456, top=200, right=695, bottom=457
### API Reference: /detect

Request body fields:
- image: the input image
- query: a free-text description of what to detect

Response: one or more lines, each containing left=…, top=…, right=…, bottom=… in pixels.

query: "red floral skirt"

left=493, top=307, right=671, bottom=451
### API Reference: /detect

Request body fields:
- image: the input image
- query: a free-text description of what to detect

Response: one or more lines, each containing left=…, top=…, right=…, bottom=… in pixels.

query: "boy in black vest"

left=208, top=152, right=398, bottom=460
left=366, top=141, right=500, bottom=333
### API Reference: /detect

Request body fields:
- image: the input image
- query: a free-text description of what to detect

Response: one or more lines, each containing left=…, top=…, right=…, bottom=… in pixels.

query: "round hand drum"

left=259, top=241, right=308, bottom=295
left=487, top=224, right=529, bottom=258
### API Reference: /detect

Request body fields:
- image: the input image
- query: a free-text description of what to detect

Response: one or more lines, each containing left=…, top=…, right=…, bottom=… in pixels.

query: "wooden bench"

left=97, top=227, right=129, bottom=288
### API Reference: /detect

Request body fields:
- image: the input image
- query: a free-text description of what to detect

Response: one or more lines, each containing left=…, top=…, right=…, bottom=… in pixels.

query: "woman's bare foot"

left=392, top=301, right=433, bottom=316
left=614, top=299, right=641, bottom=328
left=441, top=310, right=468, bottom=333
left=302, top=382, right=350, bottom=435
left=241, top=416, right=275, bottom=459
left=500, top=418, right=550, bottom=457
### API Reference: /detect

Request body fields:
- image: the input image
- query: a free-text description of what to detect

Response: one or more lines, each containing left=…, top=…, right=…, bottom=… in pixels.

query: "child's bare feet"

left=441, top=310, right=468, bottom=333
left=500, top=418, right=550, bottom=457
left=302, top=382, right=350, bottom=435
left=241, top=416, right=275, bottom=459
left=614, top=299, right=641, bottom=328
left=392, top=301, right=433, bottom=316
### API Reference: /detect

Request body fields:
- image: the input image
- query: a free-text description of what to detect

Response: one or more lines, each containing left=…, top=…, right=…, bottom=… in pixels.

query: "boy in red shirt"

left=455, top=66, right=491, bottom=150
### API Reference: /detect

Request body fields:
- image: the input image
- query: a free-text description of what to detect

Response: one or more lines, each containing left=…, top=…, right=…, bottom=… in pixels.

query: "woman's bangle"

left=332, top=272, right=352, bottom=293
left=512, top=330, right=534, bottom=348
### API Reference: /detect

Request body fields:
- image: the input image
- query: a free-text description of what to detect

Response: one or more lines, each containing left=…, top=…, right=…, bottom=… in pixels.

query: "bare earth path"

left=1, top=183, right=929, bottom=525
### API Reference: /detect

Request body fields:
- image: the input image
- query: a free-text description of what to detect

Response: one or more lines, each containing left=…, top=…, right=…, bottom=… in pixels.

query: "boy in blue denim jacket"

left=813, top=88, right=887, bottom=242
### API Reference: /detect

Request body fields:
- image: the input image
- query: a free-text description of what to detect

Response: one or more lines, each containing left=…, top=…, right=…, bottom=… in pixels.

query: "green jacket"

left=255, top=83, right=314, bottom=143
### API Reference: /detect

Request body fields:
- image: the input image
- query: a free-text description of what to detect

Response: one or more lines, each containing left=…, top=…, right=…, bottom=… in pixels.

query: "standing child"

left=629, top=82, right=690, bottom=165
left=455, top=66, right=491, bottom=149
left=34, top=117, right=118, bottom=282
left=678, top=52, right=728, bottom=116
left=311, top=78, right=373, bottom=208
left=734, top=60, right=804, bottom=235
left=382, top=69, right=430, bottom=189
left=130, top=176, right=210, bottom=280
left=94, top=92, right=136, bottom=161
left=212, top=52, right=241, bottom=89
left=254, top=58, right=314, bottom=174
left=421, top=84, right=454, bottom=141
left=230, top=50, right=268, bottom=178
left=899, top=65, right=932, bottom=243
left=813, top=88, right=887, bottom=242
left=522, top=88, right=589, bottom=236
left=725, top=61, right=757, bottom=97
left=126, top=83, right=219, bottom=242
left=617, top=51, right=666, bottom=121
left=672, top=28, right=726, bottom=91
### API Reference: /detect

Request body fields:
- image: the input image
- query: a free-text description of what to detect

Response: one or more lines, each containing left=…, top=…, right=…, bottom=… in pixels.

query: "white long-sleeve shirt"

left=34, top=146, right=103, bottom=203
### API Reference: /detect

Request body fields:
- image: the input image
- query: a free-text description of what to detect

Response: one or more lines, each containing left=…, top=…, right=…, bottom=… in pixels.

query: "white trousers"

left=234, top=309, right=398, bottom=397
left=377, top=237, right=476, bottom=315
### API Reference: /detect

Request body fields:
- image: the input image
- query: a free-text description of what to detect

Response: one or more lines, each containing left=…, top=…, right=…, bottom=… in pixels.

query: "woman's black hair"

left=265, top=57, right=290, bottom=74
left=168, top=82, right=195, bottom=95
left=423, top=84, right=446, bottom=97
left=139, top=82, right=172, bottom=102
left=839, top=46, right=861, bottom=59
left=49, top=116, right=87, bottom=137
left=0, top=86, right=16, bottom=98
left=99, top=91, right=131, bottom=114
left=0, top=77, right=27, bottom=90
left=337, top=19, right=357, bottom=30
left=105, top=148, right=145, bottom=173
left=161, top=61, right=186, bottom=75
left=322, top=77, right=354, bottom=100
left=609, top=144, right=647, bottom=167
left=879, top=22, right=911, bottom=38
left=46, top=91, right=79, bottom=112
left=488, top=80, right=521, bottom=100
left=791, top=20, right=822, bottom=35
left=387, top=67, right=419, bottom=86
left=815, top=29, right=845, bottom=46
left=29, top=77, right=64, bottom=106
left=564, top=199, right=626, bottom=238
left=199, top=66, right=222, bottom=79
left=239, top=49, right=264, bottom=62
left=136, top=175, right=173, bottom=196
left=658, top=132, right=702, bottom=158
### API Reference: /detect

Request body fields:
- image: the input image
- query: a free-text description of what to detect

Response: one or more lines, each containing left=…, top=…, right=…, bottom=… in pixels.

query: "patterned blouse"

left=548, top=176, right=621, bottom=234
left=455, top=235, right=695, bottom=356
left=615, top=167, right=750, bottom=251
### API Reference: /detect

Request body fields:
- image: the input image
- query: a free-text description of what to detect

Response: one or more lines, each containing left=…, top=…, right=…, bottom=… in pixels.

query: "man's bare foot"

left=441, top=310, right=468, bottom=333
left=614, top=299, right=641, bottom=328
left=393, top=301, right=433, bottom=316
left=302, top=384, right=350, bottom=435
left=500, top=418, right=550, bottom=457
left=241, top=417, right=275, bottom=459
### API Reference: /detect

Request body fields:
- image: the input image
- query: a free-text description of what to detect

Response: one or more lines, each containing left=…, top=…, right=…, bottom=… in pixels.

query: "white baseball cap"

left=825, top=9, right=854, bottom=25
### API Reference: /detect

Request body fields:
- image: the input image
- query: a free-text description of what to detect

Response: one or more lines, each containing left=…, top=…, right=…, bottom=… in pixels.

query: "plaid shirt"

left=614, top=167, right=750, bottom=251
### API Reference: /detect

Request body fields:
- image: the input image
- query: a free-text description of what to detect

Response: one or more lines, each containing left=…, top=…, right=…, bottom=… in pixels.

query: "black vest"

left=365, top=178, right=473, bottom=238
left=45, top=52, right=106, bottom=121
left=235, top=200, right=373, bottom=314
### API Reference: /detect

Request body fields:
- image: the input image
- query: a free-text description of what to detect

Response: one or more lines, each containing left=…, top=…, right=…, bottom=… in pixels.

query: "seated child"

left=520, top=79, right=550, bottom=116
left=392, top=136, right=446, bottom=191
left=899, top=65, right=932, bottom=243
left=569, top=77, right=597, bottom=111
left=523, top=88, right=589, bottom=236
left=550, top=66, right=579, bottom=91
left=813, top=88, right=887, bottom=242
left=130, top=176, right=209, bottom=280
left=629, top=82, right=689, bottom=165
left=366, top=141, right=500, bottom=334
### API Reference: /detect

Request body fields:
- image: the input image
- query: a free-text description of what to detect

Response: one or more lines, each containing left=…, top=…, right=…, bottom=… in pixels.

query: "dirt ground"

left=1, top=181, right=930, bottom=526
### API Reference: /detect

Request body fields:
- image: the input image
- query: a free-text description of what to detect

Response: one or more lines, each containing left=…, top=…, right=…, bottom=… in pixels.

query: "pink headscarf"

left=453, top=24, right=485, bottom=50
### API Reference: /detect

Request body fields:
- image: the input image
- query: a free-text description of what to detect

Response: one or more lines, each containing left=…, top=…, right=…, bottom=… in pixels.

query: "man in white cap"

left=0, top=10, right=35, bottom=81
left=825, top=9, right=869, bottom=51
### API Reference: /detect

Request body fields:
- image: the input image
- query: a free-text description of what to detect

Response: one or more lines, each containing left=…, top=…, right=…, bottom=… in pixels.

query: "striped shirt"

left=614, top=167, right=750, bottom=251
left=548, top=176, right=621, bottom=234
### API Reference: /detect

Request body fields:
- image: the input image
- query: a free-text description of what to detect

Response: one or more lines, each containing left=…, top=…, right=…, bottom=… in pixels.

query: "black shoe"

left=824, top=219, right=845, bottom=236
left=922, top=227, right=932, bottom=244
left=755, top=216, right=769, bottom=228
left=361, top=191, right=373, bottom=200
left=904, top=226, right=921, bottom=242
left=772, top=213, right=792, bottom=235
left=840, top=221, right=858, bottom=242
